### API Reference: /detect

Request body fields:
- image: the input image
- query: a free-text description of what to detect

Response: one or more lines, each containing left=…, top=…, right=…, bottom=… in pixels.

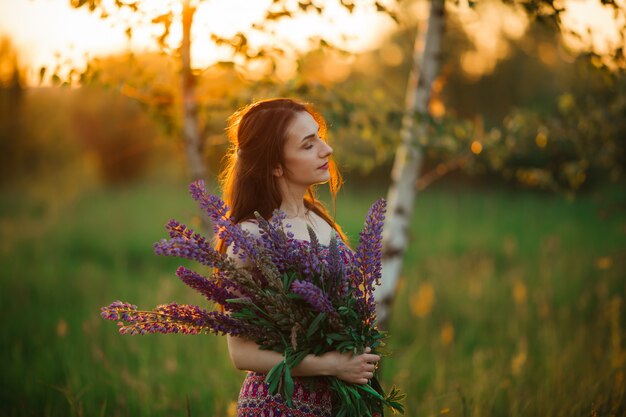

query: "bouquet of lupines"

left=101, top=180, right=405, bottom=417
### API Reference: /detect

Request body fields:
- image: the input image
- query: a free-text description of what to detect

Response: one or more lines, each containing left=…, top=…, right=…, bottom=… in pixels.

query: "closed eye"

left=302, top=137, right=318, bottom=150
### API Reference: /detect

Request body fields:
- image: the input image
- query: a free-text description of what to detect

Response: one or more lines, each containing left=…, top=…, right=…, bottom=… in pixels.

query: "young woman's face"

left=279, top=111, right=333, bottom=187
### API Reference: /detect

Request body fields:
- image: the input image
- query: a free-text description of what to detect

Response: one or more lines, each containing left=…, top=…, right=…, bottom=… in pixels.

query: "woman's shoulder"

left=238, top=219, right=262, bottom=238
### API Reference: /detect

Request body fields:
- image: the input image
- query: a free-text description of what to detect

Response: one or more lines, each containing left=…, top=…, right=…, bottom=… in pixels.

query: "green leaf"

left=225, top=297, right=251, bottom=304
left=326, top=333, right=351, bottom=342
left=306, top=312, right=326, bottom=338
left=265, top=361, right=284, bottom=394
left=335, top=341, right=354, bottom=350
left=356, top=383, right=385, bottom=400
left=283, top=364, right=294, bottom=406
left=286, top=349, right=309, bottom=368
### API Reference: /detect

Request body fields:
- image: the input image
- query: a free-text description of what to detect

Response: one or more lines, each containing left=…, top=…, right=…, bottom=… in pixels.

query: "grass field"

left=1, top=178, right=625, bottom=417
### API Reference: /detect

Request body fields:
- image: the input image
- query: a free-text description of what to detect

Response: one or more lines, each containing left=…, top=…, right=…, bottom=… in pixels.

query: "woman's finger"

left=364, top=353, right=381, bottom=363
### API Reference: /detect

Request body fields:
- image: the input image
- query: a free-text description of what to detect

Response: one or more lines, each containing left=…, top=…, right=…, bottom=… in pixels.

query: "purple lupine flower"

left=353, top=198, right=386, bottom=322
left=175, top=266, right=241, bottom=312
left=326, top=233, right=345, bottom=298
left=188, top=182, right=284, bottom=290
left=306, top=224, right=321, bottom=255
left=304, top=225, right=324, bottom=283
left=101, top=301, right=251, bottom=336
left=102, top=185, right=402, bottom=415
left=292, top=241, right=323, bottom=282
left=101, top=300, right=138, bottom=321
left=214, top=270, right=253, bottom=299
left=255, top=210, right=291, bottom=270
left=290, top=280, right=336, bottom=315
left=188, top=180, right=258, bottom=261
left=154, top=220, right=229, bottom=268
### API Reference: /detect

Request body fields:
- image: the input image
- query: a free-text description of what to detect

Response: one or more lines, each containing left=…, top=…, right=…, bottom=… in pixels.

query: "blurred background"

left=0, top=0, right=625, bottom=416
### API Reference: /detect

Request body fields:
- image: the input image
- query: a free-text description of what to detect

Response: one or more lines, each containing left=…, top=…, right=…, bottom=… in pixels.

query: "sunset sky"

left=0, top=0, right=396, bottom=84
left=0, top=0, right=623, bottom=85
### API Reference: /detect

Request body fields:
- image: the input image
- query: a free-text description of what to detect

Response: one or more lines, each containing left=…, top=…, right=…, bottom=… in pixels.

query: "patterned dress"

left=236, top=238, right=355, bottom=417
left=237, top=371, right=333, bottom=417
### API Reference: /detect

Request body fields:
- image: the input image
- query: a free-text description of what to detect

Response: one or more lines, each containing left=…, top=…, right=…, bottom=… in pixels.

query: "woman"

left=218, top=98, right=381, bottom=417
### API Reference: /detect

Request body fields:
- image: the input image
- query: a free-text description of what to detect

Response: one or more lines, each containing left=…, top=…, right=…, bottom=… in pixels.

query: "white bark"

left=377, top=0, right=446, bottom=329
left=181, top=0, right=206, bottom=181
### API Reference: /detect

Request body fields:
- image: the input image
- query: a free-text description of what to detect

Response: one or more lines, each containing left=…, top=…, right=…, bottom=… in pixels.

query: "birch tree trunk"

left=181, top=0, right=206, bottom=181
left=377, top=0, right=446, bottom=329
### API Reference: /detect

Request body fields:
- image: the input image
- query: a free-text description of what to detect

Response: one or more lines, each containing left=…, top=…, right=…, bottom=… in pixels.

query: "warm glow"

left=410, top=282, right=435, bottom=317
left=596, top=256, right=613, bottom=270
left=380, top=42, right=404, bottom=66
left=452, top=1, right=529, bottom=80
left=429, top=98, right=446, bottom=118
left=470, top=140, right=483, bottom=154
left=535, top=131, right=548, bottom=148
left=511, top=340, right=528, bottom=376
left=452, top=0, right=625, bottom=78
left=512, top=278, right=527, bottom=307
left=440, top=321, right=454, bottom=347
left=560, top=0, right=625, bottom=58
left=0, top=0, right=396, bottom=85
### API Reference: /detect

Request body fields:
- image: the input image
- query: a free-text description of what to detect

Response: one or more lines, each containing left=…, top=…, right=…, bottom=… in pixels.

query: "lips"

left=318, top=162, right=329, bottom=170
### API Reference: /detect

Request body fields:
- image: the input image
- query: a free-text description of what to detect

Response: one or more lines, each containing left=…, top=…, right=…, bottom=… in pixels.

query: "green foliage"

left=0, top=37, right=26, bottom=184
left=71, top=86, right=163, bottom=184
left=0, top=87, right=84, bottom=187
left=438, top=18, right=626, bottom=192
left=1, top=179, right=624, bottom=416
left=17, top=0, right=625, bottom=191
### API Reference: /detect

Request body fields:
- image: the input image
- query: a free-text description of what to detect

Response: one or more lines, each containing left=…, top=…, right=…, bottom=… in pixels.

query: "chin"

left=317, top=173, right=331, bottom=183
left=313, top=177, right=331, bottom=185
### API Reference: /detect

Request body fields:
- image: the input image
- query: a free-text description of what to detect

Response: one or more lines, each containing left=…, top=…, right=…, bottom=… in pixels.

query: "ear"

left=273, top=165, right=283, bottom=177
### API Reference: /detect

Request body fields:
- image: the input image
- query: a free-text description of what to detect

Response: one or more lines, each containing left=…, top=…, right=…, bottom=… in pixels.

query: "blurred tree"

left=0, top=36, right=25, bottom=184
left=376, top=0, right=626, bottom=328
left=65, top=0, right=397, bottom=182
left=71, top=86, right=161, bottom=184
left=0, top=37, right=87, bottom=188
left=55, top=0, right=624, bottom=328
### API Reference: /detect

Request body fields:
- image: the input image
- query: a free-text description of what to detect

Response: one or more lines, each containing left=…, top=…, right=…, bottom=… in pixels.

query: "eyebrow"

left=300, top=133, right=316, bottom=143
left=300, top=124, right=321, bottom=143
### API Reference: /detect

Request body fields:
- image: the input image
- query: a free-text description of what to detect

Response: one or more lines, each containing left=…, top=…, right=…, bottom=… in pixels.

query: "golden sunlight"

left=560, top=0, right=625, bottom=57
left=410, top=282, right=435, bottom=317
left=452, top=0, right=625, bottom=78
left=470, top=141, right=483, bottom=155
left=452, top=1, right=529, bottom=80
left=0, top=0, right=394, bottom=85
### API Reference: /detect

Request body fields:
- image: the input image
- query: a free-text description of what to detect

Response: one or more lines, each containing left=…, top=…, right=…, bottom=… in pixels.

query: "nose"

left=320, top=141, right=333, bottom=157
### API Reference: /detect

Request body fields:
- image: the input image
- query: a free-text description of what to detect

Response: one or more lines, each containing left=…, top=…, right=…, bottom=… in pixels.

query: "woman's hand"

left=324, top=347, right=380, bottom=385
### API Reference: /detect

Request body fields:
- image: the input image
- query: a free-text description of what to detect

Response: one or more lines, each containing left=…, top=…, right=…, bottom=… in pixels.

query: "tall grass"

left=1, top=179, right=624, bottom=417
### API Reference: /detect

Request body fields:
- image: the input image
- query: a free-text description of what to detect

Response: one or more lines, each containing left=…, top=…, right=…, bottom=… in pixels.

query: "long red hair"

left=216, top=98, right=347, bottom=253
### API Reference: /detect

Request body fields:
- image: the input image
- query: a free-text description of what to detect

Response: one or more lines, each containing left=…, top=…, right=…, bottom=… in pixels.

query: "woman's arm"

left=225, top=221, right=380, bottom=384
left=227, top=335, right=331, bottom=375
left=227, top=334, right=379, bottom=384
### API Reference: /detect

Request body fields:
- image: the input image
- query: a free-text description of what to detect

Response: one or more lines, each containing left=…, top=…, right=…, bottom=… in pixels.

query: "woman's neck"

left=279, top=198, right=308, bottom=219
left=277, top=179, right=308, bottom=219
